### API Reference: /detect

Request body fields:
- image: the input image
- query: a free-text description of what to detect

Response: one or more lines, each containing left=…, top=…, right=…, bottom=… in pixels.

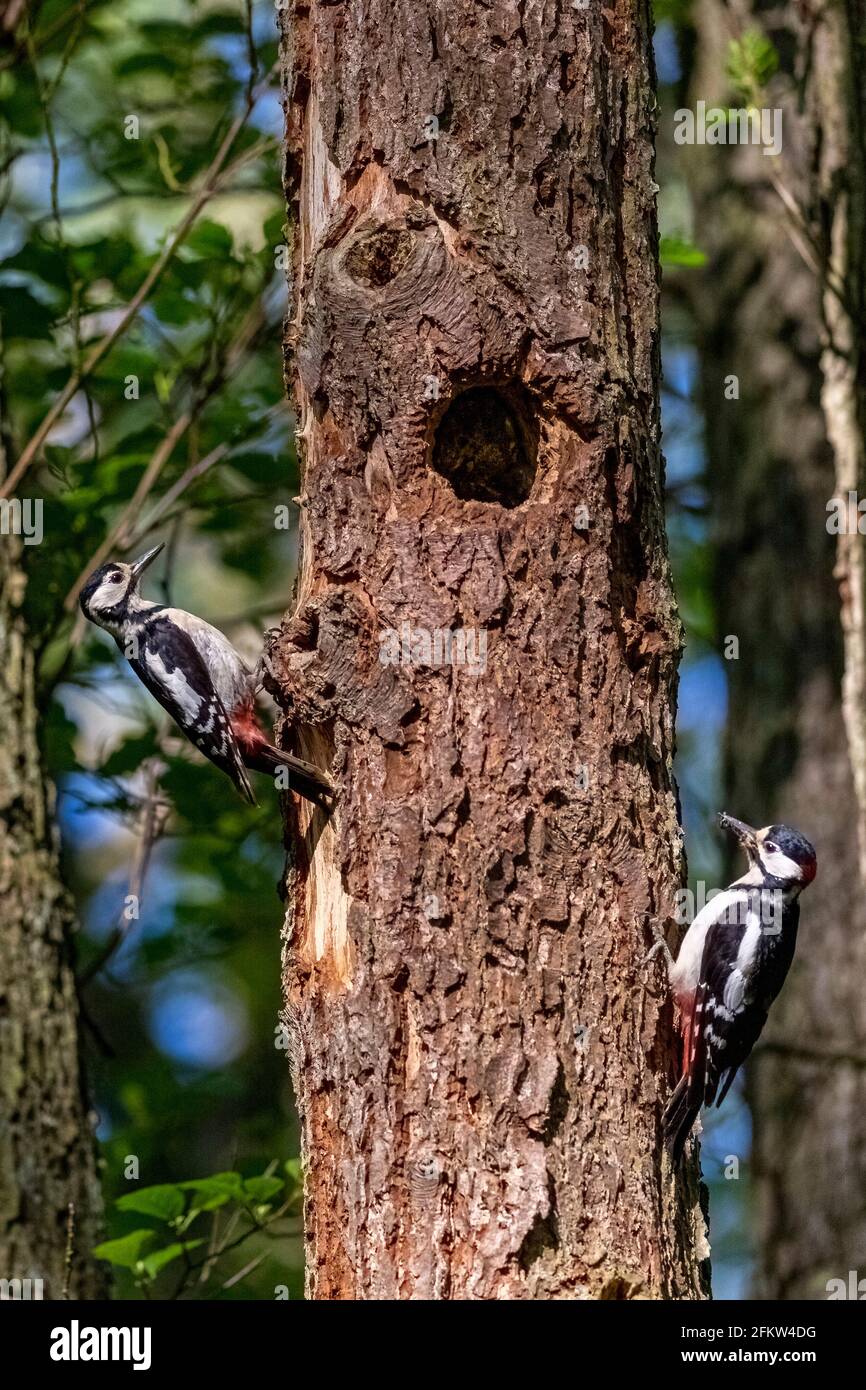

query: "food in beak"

left=718, top=812, right=759, bottom=857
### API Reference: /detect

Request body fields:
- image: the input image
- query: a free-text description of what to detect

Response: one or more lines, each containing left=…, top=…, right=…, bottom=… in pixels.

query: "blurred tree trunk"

left=0, top=535, right=105, bottom=1297
left=274, top=0, right=709, bottom=1299
left=805, top=0, right=866, bottom=890
left=687, top=0, right=866, bottom=1298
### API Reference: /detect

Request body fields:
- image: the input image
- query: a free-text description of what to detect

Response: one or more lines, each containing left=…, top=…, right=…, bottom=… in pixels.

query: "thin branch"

left=0, top=0, right=96, bottom=73
left=24, top=7, right=97, bottom=454
left=222, top=1252, right=266, bottom=1290
left=79, top=758, right=170, bottom=986
left=0, top=63, right=279, bottom=500
left=124, top=441, right=229, bottom=550
left=64, top=298, right=265, bottom=610
left=62, top=1203, right=75, bottom=1299
left=124, top=391, right=294, bottom=547
left=243, top=0, right=258, bottom=109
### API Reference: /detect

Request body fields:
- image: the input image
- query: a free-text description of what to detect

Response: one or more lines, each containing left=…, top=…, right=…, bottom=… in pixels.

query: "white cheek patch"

left=761, top=850, right=802, bottom=881
left=93, top=579, right=127, bottom=609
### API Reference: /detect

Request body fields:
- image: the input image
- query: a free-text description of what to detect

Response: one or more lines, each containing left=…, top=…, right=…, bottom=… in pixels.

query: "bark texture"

left=275, top=0, right=709, bottom=1299
left=687, top=0, right=866, bottom=1298
left=0, top=538, right=106, bottom=1298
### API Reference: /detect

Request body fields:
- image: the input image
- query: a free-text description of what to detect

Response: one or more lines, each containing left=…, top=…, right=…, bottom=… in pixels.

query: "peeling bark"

left=0, top=534, right=105, bottom=1298
left=275, top=0, right=708, bottom=1299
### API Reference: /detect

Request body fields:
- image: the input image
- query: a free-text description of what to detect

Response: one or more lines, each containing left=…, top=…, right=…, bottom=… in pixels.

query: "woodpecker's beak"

left=719, top=812, right=759, bottom=860
left=129, top=543, right=165, bottom=583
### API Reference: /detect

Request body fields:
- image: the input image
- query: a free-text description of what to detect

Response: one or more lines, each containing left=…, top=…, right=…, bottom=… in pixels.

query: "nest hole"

left=431, top=385, right=538, bottom=507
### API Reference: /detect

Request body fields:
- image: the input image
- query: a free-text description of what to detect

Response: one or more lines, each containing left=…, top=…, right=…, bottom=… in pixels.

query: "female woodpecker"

left=658, top=812, right=816, bottom=1163
left=79, top=543, right=334, bottom=810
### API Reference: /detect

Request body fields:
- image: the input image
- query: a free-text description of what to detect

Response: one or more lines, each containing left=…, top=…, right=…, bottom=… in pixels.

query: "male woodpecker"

left=658, top=812, right=816, bottom=1163
left=79, top=543, right=333, bottom=810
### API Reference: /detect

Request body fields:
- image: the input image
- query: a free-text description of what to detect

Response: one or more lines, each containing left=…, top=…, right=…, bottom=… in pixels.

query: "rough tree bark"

left=687, top=0, right=866, bottom=1298
left=274, top=0, right=709, bottom=1299
left=0, top=533, right=105, bottom=1298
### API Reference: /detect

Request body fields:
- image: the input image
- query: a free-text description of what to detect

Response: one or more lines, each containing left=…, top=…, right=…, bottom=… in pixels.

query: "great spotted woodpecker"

left=659, top=812, right=816, bottom=1162
left=79, top=543, right=333, bottom=810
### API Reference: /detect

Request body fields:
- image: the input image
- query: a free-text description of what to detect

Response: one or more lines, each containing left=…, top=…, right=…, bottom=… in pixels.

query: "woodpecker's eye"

left=764, top=842, right=778, bottom=854
left=109, top=571, right=123, bottom=582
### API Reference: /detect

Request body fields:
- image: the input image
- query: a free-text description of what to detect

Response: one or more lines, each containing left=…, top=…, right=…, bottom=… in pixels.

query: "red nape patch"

left=801, top=857, right=817, bottom=884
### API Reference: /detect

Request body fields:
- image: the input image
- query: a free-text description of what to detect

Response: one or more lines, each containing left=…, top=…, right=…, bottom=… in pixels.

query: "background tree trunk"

left=0, top=538, right=105, bottom=1298
left=687, top=0, right=866, bottom=1298
left=274, top=0, right=708, bottom=1299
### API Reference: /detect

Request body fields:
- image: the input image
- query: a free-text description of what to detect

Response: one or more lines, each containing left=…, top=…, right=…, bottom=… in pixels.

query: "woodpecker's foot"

left=642, top=920, right=675, bottom=974
left=253, top=650, right=277, bottom=692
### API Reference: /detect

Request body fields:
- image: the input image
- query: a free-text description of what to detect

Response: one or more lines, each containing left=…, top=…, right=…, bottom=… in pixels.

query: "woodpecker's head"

left=719, top=812, right=817, bottom=891
left=79, top=543, right=164, bottom=631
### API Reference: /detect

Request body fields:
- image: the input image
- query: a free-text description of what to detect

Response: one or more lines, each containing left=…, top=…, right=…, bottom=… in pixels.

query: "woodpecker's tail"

left=663, top=986, right=709, bottom=1163
left=662, top=1075, right=702, bottom=1164
left=241, top=739, right=335, bottom=811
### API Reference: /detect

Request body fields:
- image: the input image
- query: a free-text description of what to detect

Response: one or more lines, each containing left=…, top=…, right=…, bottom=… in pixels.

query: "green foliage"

left=725, top=29, right=780, bottom=105
left=660, top=235, right=708, bottom=269
left=1, top=0, right=305, bottom=1300
left=116, top=1183, right=186, bottom=1222
left=652, top=0, right=693, bottom=28
left=95, top=1167, right=302, bottom=1295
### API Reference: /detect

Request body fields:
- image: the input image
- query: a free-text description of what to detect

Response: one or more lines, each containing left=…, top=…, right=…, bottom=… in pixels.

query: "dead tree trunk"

left=0, top=540, right=105, bottom=1298
left=274, top=0, right=708, bottom=1299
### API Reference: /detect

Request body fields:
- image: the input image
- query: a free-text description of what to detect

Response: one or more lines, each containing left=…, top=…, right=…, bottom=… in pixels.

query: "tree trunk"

left=806, top=0, right=866, bottom=891
left=275, top=0, right=708, bottom=1299
left=0, top=538, right=106, bottom=1298
left=687, top=0, right=866, bottom=1298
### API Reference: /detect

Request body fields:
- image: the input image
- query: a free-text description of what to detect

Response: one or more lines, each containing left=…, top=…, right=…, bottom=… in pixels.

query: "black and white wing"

left=664, top=893, right=799, bottom=1160
left=125, top=616, right=255, bottom=804
left=697, top=897, right=799, bottom=1109
left=692, top=895, right=800, bottom=1112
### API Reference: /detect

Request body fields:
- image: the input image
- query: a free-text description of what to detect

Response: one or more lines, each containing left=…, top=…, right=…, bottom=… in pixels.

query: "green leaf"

left=114, top=51, right=178, bottom=78
left=229, top=450, right=286, bottom=487
left=660, top=236, right=707, bottom=268
left=150, top=286, right=201, bottom=325
left=184, top=219, right=233, bottom=261
left=139, top=20, right=192, bottom=45
left=194, top=12, right=247, bottom=38
left=284, top=1158, right=303, bottom=1186
left=139, top=1239, right=205, bottom=1280
left=652, top=0, right=693, bottom=24
left=93, top=1230, right=156, bottom=1268
left=179, top=1171, right=245, bottom=1211
left=263, top=210, right=289, bottom=249
left=243, top=1175, right=284, bottom=1204
left=116, top=1184, right=185, bottom=1222
left=2, top=238, right=70, bottom=291
left=0, top=285, right=57, bottom=339
left=100, top=734, right=159, bottom=777
left=42, top=703, right=80, bottom=775
left=1, top=71, right=43, bottom=138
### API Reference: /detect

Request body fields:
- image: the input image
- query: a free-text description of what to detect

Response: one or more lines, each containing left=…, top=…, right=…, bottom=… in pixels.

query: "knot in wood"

left=342, top=226, right=414, bottom=288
